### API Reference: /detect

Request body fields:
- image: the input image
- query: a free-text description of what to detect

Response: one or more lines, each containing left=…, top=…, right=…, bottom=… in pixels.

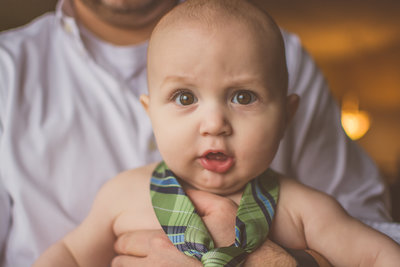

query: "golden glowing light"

left=341, top=94, right=371, bottom=140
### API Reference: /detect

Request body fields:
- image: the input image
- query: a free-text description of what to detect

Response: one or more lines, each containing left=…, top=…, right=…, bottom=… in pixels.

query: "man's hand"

left=112, top=229, right=200, bottom=267
left=112, top=189, right=238, bottom=266
left=245, top=239, right=297, bottom=267
left=246, top=239, right=332, bottom=267
left=112, top=189, right=330, bottom=267
left=113, top=230, right=317, bottom=267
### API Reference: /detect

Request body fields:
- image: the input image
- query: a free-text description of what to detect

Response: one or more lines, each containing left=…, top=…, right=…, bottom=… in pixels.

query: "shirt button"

left=148, top=139, right=157, bottom=151
left=64, top=23, right=73, bottom=34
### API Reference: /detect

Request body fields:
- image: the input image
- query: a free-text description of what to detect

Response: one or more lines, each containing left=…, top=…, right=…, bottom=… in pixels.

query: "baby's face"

left=143, top=21, right=296, bottom=195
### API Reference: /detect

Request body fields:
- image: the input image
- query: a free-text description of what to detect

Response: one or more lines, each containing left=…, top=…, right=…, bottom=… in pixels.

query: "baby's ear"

left=140, top=94, right=150, bottom=114
left=286, top=94, right=300, bottom=124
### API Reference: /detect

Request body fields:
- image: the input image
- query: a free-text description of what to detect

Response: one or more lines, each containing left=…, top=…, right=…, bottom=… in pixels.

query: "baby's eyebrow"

left=159, top=74, right=270, bottom=92
left=160, top=74, right=197, bottom=87
left=163, top=74, right=193, bottom=82
left=225, top=75, right=261, bottom=86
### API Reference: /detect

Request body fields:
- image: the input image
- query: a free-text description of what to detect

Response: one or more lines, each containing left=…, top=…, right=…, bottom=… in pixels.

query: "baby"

left=34, top=0, right=400, bottom=266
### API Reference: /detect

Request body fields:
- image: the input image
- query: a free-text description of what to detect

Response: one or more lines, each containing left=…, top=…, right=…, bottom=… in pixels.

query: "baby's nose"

left=199, top=107, right=232, bottom=137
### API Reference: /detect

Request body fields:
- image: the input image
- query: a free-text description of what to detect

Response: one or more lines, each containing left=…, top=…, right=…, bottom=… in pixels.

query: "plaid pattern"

left=151, top=162, right=279, bottom=266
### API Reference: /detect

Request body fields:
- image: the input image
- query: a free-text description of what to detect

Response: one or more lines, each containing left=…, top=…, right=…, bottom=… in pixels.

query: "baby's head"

left=147, top=0, right=289, bottom=96
left=142, top=0, right=299, bottom=195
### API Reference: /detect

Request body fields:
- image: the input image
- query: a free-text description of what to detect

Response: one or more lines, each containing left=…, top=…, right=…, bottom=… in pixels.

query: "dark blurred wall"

left=255, top=0, right=400, bottom=219
left=0, top=0, right=57, bottom=31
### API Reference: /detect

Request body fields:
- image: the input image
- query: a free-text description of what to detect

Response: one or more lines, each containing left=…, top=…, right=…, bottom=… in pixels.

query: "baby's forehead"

left=148, top=0, right=288, bottom=94
left=151, top=0, right=282, bottom=44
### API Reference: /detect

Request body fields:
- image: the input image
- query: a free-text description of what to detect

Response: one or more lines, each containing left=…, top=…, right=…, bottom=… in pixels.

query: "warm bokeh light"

left=341, top=110, right=371, bottom=140
left=253, top=0, right=400, bottom=180
left=341, top=94, right=371, bottom=140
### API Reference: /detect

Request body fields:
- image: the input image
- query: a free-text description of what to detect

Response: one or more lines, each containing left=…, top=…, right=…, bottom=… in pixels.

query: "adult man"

left=0, top=0, right=393, bottom=266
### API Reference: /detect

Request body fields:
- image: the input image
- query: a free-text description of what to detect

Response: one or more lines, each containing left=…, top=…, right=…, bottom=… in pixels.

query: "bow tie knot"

left=151, top=162, right=279, bottom=267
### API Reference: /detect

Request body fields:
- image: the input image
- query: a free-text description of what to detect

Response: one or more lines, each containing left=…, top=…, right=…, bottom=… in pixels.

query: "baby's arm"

left=33, top=167, right=152, bottom=267
left=272, top=177, right=400, bottom=267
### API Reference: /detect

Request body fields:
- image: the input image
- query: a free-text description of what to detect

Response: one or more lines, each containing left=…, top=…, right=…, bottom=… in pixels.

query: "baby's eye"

left=174, top=91, right=197, bottom=106
left=231, top=91, right=256, bottom=105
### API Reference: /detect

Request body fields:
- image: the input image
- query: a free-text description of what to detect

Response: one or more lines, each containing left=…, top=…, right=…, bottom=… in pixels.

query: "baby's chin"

left=183, top=179, right=247, bottom=197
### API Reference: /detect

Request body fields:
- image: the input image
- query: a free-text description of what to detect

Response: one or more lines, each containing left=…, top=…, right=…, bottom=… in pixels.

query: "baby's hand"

left=186, top=189, right=238, bottom=247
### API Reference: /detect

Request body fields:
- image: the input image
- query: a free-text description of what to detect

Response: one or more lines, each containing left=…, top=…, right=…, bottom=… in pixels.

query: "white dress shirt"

left=0, top=0, right=393, bottom=266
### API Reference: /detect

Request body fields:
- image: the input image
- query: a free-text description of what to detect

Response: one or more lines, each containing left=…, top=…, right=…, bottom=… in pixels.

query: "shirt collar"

left=56, top=0, right=74, bottom=19
left=55, top=0, right=81, bottom=39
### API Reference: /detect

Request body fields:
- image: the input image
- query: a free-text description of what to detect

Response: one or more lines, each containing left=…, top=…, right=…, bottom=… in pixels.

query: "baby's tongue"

left=200, top=152, right=234, bottom=173
left=206, top=152, right=227, bottom=161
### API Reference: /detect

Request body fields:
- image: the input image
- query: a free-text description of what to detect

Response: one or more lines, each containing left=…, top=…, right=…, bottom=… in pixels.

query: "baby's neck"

left=179, top=179, right=245, bottom=206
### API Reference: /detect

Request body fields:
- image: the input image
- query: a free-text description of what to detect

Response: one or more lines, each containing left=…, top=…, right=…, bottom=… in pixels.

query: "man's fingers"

left=114, top=229, right=168, bottom=256
left=112, top=252, right=200, bottom=267
left=113, top=230, right=201, bottom=267
left=112, top=255, right=176, bottom=267
left=111, top=255, right=141, bottom=267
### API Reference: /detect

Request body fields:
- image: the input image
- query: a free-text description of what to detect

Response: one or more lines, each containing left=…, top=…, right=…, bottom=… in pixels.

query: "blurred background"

left=258, top=0, right=400, bottom=221
left=1, top=0, right=399, bottom=218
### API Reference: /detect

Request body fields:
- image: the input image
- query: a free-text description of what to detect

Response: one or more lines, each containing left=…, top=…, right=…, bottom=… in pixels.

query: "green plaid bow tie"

left=150, top=162, right=279, bottom=267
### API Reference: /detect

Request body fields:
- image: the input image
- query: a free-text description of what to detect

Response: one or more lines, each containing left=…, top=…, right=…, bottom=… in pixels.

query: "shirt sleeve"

left=272, top=30, right=392, bottom=222
left=0, top=40, right=13, bottom=259
left=0, top=179, right=11, bottom=260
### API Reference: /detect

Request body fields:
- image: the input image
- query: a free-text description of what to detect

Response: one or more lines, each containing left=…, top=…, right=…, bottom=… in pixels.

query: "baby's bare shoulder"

left=109, top=162, right=162, bottom=234
left=92, top=162, right=160, bottom=216
left=103, top=162, right=158, bottom=195
left=114, top=162, right=159, bottom=184
left=278, top=176, right=340, bottom=214
left=272, top=175, right=347, bottom=249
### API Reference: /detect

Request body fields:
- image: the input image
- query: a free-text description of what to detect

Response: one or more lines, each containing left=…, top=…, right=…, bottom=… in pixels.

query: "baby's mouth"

left=206, top=152, right=227, bottom=160
left=199, top=151, right=235, bottom=173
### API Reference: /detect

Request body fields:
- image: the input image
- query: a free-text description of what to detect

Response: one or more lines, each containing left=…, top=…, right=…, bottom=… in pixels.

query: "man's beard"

left=77, top=0, right=178, bottom=29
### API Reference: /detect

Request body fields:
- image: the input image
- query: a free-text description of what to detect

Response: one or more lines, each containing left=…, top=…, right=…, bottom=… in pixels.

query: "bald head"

left=147, top=0, right=288, bottom=96
left=152, top=0, right=281, bottom=38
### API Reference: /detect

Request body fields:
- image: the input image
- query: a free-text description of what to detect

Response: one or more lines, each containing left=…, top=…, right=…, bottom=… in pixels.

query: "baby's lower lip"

left=199, top=153, right=234, bottom=173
